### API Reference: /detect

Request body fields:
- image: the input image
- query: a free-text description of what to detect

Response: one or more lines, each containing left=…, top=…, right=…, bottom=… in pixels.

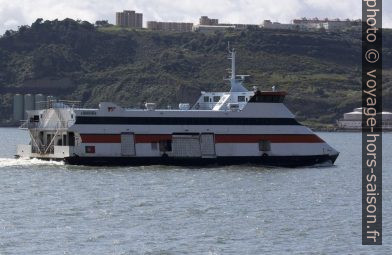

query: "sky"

left=0, top=0, right=390, bottom=34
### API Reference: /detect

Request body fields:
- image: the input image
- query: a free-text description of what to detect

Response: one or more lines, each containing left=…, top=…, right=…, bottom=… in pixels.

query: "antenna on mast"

left=225, top=42, right=248, bottom=92
left=227, top=42, right=235, bottom=80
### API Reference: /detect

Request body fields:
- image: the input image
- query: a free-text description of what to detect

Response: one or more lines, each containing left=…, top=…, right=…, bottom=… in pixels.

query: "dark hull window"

left=68, top=132, right=75, bottom=146
left=85, top=146, right=95, bottom=153
left=259, top=140, right=271, bottom=151
left=63, top=134, right=67, bottom=146
left=159, top=140, right=172, bottom=152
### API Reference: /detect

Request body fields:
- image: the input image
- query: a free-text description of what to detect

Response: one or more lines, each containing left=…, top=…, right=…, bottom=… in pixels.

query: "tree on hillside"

left=95, top=20, right=111, bottom=27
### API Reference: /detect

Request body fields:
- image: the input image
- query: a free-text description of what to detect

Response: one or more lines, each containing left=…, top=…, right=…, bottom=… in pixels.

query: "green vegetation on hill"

left=0, top=18, right=391, bottom=126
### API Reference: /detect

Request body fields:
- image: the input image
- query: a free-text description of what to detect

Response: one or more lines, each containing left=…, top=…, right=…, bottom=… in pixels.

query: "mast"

left=229, top=48, right=236, bottom=80
left=227, top=43, right=248, bottom=92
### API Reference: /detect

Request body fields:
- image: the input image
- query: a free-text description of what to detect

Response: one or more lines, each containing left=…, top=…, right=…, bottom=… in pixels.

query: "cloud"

left=0, top=0, right=390, bottom=34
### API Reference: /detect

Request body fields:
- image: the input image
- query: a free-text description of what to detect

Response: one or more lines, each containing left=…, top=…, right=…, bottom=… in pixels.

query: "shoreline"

left=0, top=124, right=19, bottom=128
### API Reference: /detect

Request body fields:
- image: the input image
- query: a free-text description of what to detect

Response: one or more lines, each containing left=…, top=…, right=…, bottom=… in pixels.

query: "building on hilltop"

left=116, top=10, right=143, bottom=28
left=219, top=23, right=260, bottom=30
left=262, top=20, right=300, bottom=31
left=322, top=19, right=361, bottom=31
left=292, top=18, right=361, bottom=31
left=196, top=16, right=260, bottom=33
left=199, top=16, right=219, bottom=25
left=147, top=21, right=193, bottom=32
left=193, top=25, right=236, bottom=34
left=262, top=18, right=361, bottom=32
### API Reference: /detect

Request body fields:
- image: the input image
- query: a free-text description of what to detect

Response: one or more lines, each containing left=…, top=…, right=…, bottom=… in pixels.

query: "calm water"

left=0, top=128, right=391, bottom=255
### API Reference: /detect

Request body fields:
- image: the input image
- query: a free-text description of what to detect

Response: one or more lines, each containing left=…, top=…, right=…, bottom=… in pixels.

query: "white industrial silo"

left=13, top=94, right=24, bottom=122
left=24, top=94, right=35, bottom=119
left=34, top=94, right=45, bottom=110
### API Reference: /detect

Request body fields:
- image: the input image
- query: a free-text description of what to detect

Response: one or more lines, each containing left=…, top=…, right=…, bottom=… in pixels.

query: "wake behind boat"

left=16, top=48, right=339, bottom=167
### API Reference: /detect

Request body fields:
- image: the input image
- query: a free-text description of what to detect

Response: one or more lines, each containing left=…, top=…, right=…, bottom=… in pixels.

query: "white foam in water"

left=0, top=157, right=64, bottom=168
left=312, top=160, right=333, bottom=168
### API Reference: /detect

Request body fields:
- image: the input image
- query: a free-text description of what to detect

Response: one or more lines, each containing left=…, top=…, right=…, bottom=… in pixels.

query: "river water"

left=0, top=128, right=391, bottom=254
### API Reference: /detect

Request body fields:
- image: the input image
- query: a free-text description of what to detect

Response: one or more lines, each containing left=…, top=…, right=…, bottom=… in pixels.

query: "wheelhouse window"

left=203, top=96, right=210, bottom=103
left=249, top=92, right=286, bottom=103
left=257, top=95, right=285, bottom=103
left=213, top=96, right=221, bottom=102
left=238, top=96, right=245, bottom=102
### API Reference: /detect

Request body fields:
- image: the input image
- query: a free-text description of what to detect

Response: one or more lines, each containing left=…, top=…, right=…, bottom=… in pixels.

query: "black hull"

left=62, top=154, right=339, bottom=167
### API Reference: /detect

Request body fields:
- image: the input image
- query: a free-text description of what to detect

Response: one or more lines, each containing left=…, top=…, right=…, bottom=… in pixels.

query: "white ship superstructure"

left=16, top=48, right=339, bottom=167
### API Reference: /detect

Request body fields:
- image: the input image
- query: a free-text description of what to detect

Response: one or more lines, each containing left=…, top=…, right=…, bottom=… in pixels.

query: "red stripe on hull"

left=134, top=134, right=172, bottom=143
left=215, top=134, right=324, bottom=143
left=80, top=134, right=324, bottom=144
left=81, top=134, right=172, bottom=143
left=81, top=134, right=121, bottom=143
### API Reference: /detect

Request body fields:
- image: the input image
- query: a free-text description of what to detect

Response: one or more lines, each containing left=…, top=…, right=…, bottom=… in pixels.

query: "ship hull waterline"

left=17, top=154, right=339, bottom=168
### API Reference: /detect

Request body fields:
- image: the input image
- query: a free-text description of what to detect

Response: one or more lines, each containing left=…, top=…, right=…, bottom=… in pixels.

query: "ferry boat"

left=16, top=48, right=339, bottom=167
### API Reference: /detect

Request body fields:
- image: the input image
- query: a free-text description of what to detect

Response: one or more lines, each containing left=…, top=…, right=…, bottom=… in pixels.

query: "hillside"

left=1, top=18, right=391, bottom=127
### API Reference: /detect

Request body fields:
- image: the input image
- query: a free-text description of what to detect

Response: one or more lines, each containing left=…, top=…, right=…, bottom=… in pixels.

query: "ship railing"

left=20, top=117, right=75, bottom=130
left=19, top=119, right=42, bottom=130
left=32, top=145, right=55, bottom=154
left=19, top=120, right=29, bottom=130
left=36, top=100, right=82, bottom=110
left=382, top=120, right=392, bottom=129
left=56, top=120, right=74, bottom=129
left=192, top=102, right=217, bottom=110
left=32, top=144, right=49, bottom=154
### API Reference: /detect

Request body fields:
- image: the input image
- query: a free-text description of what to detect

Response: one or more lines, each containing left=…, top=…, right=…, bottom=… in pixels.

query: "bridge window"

left=213, top=96, right=221, bottom=102
left=238, top=96, right=245, bottom=102
left=203, top=96, right=209, bottom=103
left=249, top=94, right=286, bottom=103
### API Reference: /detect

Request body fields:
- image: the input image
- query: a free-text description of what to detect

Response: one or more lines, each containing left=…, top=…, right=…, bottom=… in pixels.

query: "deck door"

left=200, top=133, right=216, bottom=157
left=172, top=135, right=201, bottom=157
left=121, top=132, right=135, bottom=156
